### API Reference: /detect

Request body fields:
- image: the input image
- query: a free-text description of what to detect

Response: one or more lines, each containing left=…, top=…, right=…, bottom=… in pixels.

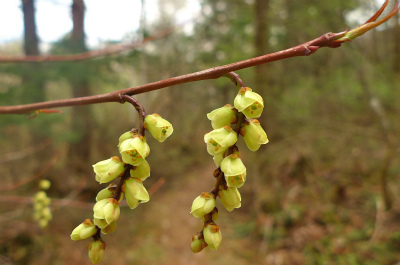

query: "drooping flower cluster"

left=190, top=85, right=269, bottom=253
left=32, top=179, right=52, bottom=228
left=71, top=112, right=173, bottom=264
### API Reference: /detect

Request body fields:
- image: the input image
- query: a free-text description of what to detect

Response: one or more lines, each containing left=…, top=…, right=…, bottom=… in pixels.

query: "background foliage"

left=0, top=0, right=400, bottom=264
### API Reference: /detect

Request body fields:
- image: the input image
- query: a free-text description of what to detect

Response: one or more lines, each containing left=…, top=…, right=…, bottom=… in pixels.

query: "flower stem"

left=112, top=164, right=132, bottom=201
left=92, top=226, right=102, bottom=241
left=120, top=95, right=147, bottom=136
left=223, top=72, right=245, bottom=88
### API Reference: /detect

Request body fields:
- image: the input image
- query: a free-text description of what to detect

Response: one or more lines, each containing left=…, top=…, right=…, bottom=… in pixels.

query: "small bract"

left=144, top=114, right=174, bottom=142
left=101, top=221, right=117, bottom=234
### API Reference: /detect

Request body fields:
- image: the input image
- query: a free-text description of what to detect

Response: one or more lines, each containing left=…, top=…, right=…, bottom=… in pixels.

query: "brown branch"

left=0, top=195, right=94, bottom=209
left=0, top=24, right=178, bottom=63
left=0, top=152, right=60, bottom=191
left=0, top=33, right=342, bottom=114
left=0, top=139, right=52, bottom=163
left=0, top=177, right=165, bottom=209
left=0, top=1, right=398, bottom=115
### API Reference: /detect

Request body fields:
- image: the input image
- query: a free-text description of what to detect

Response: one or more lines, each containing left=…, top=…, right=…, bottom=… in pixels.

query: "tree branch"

left=0, top=24, right=178, bottom=63
left=0, top=1, right=398, bottom=115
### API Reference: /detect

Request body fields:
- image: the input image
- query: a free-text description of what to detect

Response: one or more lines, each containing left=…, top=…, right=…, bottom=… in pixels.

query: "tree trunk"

left=21, top=0, right=45, bottom=103
left=254, top=0, right=269, bottom=87
left=22, top=0, right=39, bottom=56
left=71, top=0, right=86, bottom=52
left=68, top=0, right=93, bottom=171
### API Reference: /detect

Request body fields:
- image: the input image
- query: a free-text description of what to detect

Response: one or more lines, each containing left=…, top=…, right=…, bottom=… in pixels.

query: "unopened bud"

left=71, top=219, right=98, bottom=241
left=234, top=87, right=264, bottom=119
left=39, top=179, right=51, bottom=190
left=88, top=239, right=106, bottom=264
left=144, top=114, right=174, bottom=142
left=203, top=222, right=222, bottom=250
left=191, top=192, right=216, bottom=218
left=191, top=233, right=208, bottom=253
left=93, top=157, right=125, bottom=184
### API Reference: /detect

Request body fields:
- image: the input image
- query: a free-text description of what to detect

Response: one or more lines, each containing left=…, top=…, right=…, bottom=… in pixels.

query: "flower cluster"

left=71, top=112, right=173, bottom=264
left=190, top=84, right=268, bottom=253
left=32, top=179, right=52, bottom=228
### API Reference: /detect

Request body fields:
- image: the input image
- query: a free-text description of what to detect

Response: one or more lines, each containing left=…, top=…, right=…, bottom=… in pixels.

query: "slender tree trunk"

left=254, top=0, right=269, bottom=87
left=68, top=0, right=92, bottom=171
left=22, top=0, right=39, bottom=56
left=71, top=0, right=86, bottom=52
left=22, top=0, right=45, bottom=103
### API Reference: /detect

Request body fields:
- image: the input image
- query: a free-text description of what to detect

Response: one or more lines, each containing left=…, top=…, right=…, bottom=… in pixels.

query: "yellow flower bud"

left=234, top=87, right=264, bottom=119
left=129, top=160, right=151, bottom=181
left=88, top=239, right=106, bottom=264
left=203, top=222, right=222, bottom=250
left=240, top=119, right=269, bottom=151
left=93, top=157, right=125, bottom=184
left=220, top=154, right=246, bottom=188
left=39, top=179, right=51, bottom=190
left=119, top=136, right=150, bottom=166
left=207, top=104, right=238, bottom=129
left=218, top=186, right=241, bottom=212
left=93, top=198, right=120, bottom=225
left=144, top=114, right=174, bottom=142
left=123, top=178, right=150, bottom=209
left=204, top=126, right=238, bottom=156
left=191, top=192, right=216, bottom=218
left=71, top=219, right=98, bottom=241
left=191, top=233, right=208, bottom=253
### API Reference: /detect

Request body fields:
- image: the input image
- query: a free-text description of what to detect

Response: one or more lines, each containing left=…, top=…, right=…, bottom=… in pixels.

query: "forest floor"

left=2, top=160, right=400, bottom=265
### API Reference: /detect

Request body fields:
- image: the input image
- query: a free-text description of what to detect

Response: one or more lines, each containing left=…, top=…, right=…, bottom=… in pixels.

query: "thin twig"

left=0, top=139, right=52, bottom=163
left=0, top=152, right=60, bottom=191
left=120, top=95, right=147, bottom=136
left=0, top=22, right=183, bottom=63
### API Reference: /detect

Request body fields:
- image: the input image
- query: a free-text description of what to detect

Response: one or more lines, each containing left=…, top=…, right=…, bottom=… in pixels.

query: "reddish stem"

left=0, top=32, right=345, bottom=115
left=120, top=95, right=147, bottom=136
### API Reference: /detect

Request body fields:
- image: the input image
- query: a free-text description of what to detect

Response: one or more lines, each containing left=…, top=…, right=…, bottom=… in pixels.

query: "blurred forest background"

left=1, top=0, right=400, bottom=264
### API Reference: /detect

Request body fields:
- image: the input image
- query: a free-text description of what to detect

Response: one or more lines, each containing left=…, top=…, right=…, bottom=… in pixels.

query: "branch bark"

left=0, top=32, right=342, bottom=114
